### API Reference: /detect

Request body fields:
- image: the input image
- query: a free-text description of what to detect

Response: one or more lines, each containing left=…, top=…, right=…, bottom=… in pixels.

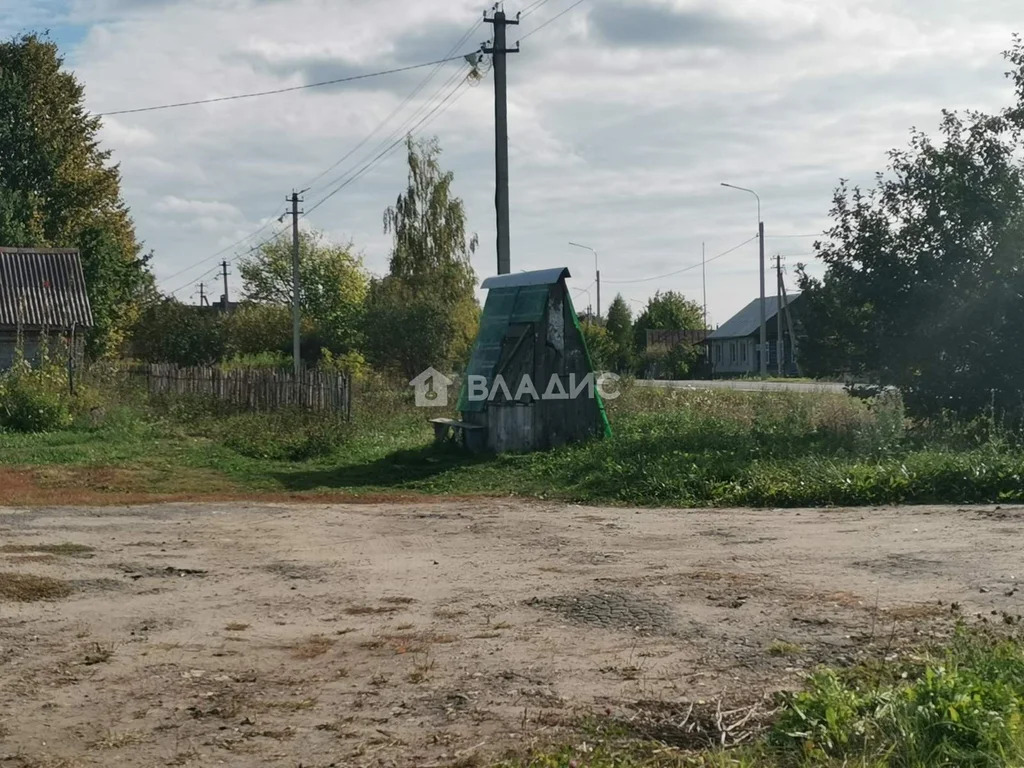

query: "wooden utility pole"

left=289, top=191, right=303, bottom=375
left=484, top=8, right=519, bottom=275
left=198, top=282, right=208, bottom=307
left=220, top=260, right=230, bottom=311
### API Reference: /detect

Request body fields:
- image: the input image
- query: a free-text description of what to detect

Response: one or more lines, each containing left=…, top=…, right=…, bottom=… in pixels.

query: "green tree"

left=366, top=136, right=479, bottom=375
left=130, top=299, right=224, bottom=367
left=221, top=303, right=293, bottom=359
left=0, top=34, right=149, bottom=357
left=363, top=279, right=478, bottom=379
left=797, top=37, right=1024, bottom=418
left=580, top=323, right=615, bottom=371
left=382, top=136, right=478, bottom=301
left=633, top=291, right=704, bottom=352
left=239, top=230, right=368, bottom=355
left=605, top=294, right=635, bottom=372
left=632, top=291, right=704, bottom=378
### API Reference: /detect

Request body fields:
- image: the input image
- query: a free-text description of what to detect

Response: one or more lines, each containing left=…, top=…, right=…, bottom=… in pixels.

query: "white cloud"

left=9, top=0, right=1019, bottom=321
left=99, top=117, right=157, bottom=148
left=154, top=196, right=242, bottom=218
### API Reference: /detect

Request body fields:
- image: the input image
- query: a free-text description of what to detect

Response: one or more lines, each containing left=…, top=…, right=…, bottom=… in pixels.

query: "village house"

left=0, top=247, right=93, bottom=370
left=707, top=294, right=801, bottom=377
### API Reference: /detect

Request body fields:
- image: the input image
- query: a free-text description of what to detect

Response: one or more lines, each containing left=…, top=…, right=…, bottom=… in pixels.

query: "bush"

left=221, top=351, right=291, bottom=371
left=218, top=409, right=350, bottom=461
left=0, top=360, right=73, bottom=433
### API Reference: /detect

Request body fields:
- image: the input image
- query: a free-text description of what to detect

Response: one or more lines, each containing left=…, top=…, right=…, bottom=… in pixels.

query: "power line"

left=158, top=216, right=277, bottom=286
left=183, top=72, right=472, bottom=293
left=97, top=54, right=472, bottom=116
left=302, top=19, right=484, bottom=191
left=308, top=63, right=469, bottom=200
left=304, top=70, right=474, bottom=217
left=520, top=0, right=589, bottom=41
left=161, top=70, right=477, bottom=293
left=602, top=234, right=759, bottom=285
left=520, top=0, right=552, bottom=19
left=160, top=63, right=475, bottom=297
left=152, top=13, right=487, bottom=297
left=166, top=223, right=289, bottom=297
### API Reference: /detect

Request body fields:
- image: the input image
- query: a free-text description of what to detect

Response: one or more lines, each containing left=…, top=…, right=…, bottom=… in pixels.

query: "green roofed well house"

left=456, top=267, right=611, bottom=453
left=708, top=294, right=801, bottom=377
left=0, top=247, right=93, bottom=370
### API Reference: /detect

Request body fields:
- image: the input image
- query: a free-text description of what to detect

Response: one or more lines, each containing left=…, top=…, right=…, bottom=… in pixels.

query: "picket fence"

left=142, top=364, right=352, bottom=416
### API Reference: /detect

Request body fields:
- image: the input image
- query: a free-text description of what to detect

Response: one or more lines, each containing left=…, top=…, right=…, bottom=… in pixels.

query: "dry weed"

left=0, top=572, right=72, bottom=601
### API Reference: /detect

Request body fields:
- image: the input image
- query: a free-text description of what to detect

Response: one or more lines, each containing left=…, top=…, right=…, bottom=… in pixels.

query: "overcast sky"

left=2, top=0, right=1019, bottom=325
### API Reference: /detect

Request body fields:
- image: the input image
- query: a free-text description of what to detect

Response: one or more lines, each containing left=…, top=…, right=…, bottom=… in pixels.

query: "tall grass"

left=474, top=384, right=1024, bottom=507
left=4, top=369, right=1023, bottom=508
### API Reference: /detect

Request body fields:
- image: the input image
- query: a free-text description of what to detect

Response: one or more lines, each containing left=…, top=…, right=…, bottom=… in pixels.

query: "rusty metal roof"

left=0, top=247, right=94, bottom=329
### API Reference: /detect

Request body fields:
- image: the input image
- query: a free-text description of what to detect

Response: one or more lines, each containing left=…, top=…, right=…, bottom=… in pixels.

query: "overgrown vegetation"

left=3, top=366, right=1024, bottom=508
left=0, top=34, right=151, bottom=357
left=496, top=627, right=1024, bottom=768
left=798, top=36, right=1024, bottom=421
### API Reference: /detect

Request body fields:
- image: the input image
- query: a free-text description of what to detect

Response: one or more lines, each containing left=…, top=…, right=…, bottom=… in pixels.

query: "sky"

left=1, top=0, right=1020, bottom=326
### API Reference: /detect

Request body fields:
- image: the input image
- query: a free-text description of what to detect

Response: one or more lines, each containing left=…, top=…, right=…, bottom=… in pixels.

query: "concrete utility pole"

left=220, top=260, right=230, bottom=311
left=701, top=241, right=707, bottom=329
left=484, top=7, right=519, bottom=275
left=198, top=281, right=207, bottom=307
left=568, top=242, right=599, bottom=319
left=775, top=254, right=784, bottom=376
left=289, top=191, right=303, bottom=376
left=721, top=183, right=767, bottom=376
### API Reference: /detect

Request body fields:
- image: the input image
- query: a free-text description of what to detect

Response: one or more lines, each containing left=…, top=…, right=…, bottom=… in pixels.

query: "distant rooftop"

left=708, top=294, right=800, bottom=340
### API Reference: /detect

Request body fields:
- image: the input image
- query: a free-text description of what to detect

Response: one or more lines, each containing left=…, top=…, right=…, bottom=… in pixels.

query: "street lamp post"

left=720, top=182, right=767, bottom=376
left=569, top=242, right=600, bottom=320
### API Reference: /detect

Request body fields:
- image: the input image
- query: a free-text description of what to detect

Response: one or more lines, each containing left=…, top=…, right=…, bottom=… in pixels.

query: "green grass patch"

left=3, top=380, right=1024, bottom=508
left=494, top=628, right=1024, bottom=768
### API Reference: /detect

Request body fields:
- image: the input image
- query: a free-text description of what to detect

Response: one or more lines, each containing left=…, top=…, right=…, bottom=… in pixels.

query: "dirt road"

left=1, top=500, right=1021, bottom=767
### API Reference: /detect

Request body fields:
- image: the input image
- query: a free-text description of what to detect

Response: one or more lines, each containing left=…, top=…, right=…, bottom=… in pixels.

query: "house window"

left=741, top=342, right=747, bottom=363
left=730, top=342, right=736, bottom=363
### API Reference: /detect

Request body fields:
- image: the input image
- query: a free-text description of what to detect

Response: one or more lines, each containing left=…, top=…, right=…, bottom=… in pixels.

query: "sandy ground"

left=1, top=500, right=1022, bottom=768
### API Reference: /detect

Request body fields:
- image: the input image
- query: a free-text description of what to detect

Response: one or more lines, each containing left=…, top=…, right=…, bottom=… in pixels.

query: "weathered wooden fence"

left=141, top=364, right=351, bottom=416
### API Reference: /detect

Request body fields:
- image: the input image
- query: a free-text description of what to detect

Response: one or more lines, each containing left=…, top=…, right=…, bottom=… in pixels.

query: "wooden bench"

left=429, top=418, right=486, bottom=452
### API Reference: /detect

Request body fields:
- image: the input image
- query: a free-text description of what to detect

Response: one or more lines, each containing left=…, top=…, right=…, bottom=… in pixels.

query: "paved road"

left=634, top=378, right=848, bottom=394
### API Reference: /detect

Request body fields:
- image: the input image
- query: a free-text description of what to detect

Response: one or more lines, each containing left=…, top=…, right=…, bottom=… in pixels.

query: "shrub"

left=219, top=409, right=350, bottom=461
left=221, top=351, right=291, bottom=371
left=0, top=360, right=73, bottom=433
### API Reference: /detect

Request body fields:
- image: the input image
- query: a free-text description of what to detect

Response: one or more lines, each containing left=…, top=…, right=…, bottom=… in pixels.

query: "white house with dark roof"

left=708, top=294, right=801, bottom=377
left=0, top=247, right=94, bottom=369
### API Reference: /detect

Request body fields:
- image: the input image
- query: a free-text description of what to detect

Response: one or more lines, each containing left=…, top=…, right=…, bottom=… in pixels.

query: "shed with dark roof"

left=0, top=247, right=93, bottom=369
left=456, top=267, right=611, bottom=453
